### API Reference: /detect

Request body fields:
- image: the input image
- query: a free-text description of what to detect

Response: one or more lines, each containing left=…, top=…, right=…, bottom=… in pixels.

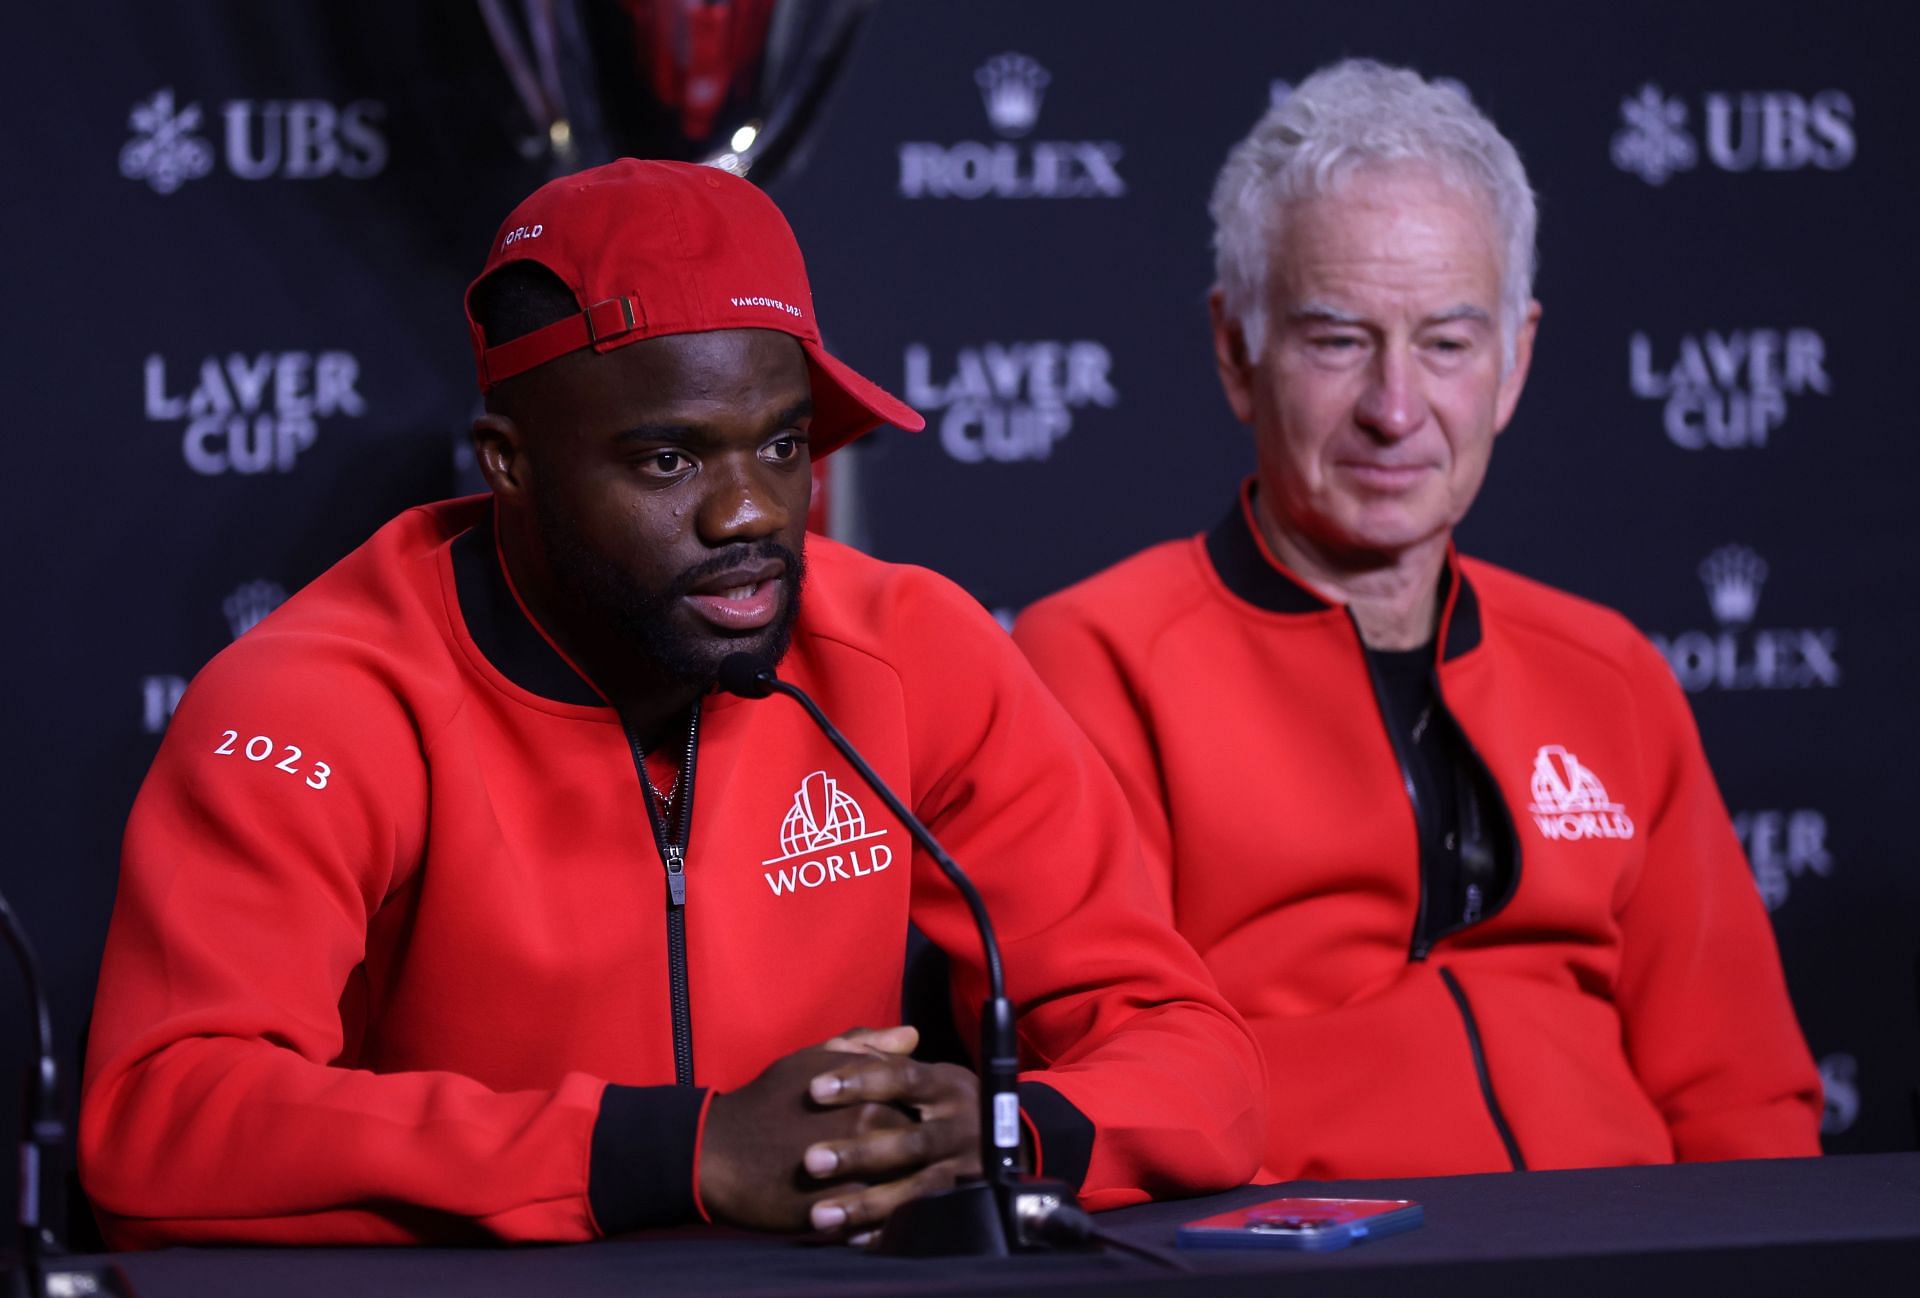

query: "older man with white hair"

left=1015, top=59, right=1821, bottom=1180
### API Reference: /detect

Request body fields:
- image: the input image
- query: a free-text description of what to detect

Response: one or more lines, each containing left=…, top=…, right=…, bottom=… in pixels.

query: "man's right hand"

left=697, top=1033, right=921, bottom=1232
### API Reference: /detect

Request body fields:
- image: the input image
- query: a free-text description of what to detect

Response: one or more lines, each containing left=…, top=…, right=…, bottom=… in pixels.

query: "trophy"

left=476, top=0, right=880, bottom=185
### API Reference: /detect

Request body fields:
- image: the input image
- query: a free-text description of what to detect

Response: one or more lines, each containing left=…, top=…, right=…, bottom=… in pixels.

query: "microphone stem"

left=764, top=681, right=1006, bottom=1001
left=761, top=678, right=1022, bottom=1185
left=0, top=885, right=59, bottom=1281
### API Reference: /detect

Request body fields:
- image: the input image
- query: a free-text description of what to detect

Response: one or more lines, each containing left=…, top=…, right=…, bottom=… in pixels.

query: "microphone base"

left=874, top=1176, right=1088, bottom=1257
left=3, top=1260, right=138, bottom=1298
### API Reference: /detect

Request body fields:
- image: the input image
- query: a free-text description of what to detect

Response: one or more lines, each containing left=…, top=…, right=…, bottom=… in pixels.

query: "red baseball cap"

left=465, top=158, right=923, bottom=456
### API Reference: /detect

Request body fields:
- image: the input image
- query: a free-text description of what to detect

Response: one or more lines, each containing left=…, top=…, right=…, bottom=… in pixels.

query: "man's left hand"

left=800, top=1045, right=983, bottom=1244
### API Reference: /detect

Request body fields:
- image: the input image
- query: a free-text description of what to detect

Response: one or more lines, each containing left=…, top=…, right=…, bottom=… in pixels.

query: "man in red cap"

left=80, top=160, right=1263, bottom=1248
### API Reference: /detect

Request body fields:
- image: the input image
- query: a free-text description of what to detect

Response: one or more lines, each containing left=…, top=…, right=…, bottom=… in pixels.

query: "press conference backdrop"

left=4, top=0, right=1913, bottom=1235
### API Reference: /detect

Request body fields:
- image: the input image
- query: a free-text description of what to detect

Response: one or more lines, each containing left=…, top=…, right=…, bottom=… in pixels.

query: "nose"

left=694, top=454, right=793, bottom=546
left=1354, top=347, right=1429, bottom=441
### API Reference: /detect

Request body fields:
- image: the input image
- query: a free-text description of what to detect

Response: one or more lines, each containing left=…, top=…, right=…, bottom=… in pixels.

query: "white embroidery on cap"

left=730, top=295, right=802, bottom=317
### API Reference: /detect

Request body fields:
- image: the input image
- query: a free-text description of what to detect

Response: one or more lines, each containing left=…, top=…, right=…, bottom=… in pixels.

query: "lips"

left=1340, top=460, right=1433, bottom=491
left=682, top=561, right=787, bottom=632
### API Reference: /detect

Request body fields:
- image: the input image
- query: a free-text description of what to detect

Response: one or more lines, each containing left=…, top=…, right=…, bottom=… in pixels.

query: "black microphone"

left=714, top=654, right=776, bottom=699
left=0, top=885, right=58, bottom=1297
left=0, top=888, right=133, bottom=1298
left=716, top=653, right=1083, bottom=1256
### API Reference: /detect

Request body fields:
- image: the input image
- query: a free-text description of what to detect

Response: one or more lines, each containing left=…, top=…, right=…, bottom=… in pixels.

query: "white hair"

left=1210, top=59, right=1537, bottom=371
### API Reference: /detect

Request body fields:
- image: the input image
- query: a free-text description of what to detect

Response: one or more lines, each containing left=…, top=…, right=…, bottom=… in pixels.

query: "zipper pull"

left=1463, top=883, right=1484, bottom=926
left=664, top=843, right=687, bottom=907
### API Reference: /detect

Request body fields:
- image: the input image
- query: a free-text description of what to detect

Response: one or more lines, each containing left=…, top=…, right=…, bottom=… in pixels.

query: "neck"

left=623, top=690, right=701, bottom=753
left=1253, top=495, right=1449, bottom=651
left=496, top=509, right=704, bottom=737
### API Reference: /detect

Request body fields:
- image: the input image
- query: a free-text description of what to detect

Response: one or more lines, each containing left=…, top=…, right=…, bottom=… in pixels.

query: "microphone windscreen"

left=717, top=652, right=776, bottom=698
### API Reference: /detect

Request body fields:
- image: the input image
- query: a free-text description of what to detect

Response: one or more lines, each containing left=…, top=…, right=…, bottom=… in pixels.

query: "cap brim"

left=803, top=341, right=925, bottom=458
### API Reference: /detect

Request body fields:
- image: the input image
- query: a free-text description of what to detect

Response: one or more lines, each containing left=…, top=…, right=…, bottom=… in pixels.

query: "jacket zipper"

left=1349, top=599, right=1528, bottom=1170
left=1439, top=966, right=1528, bottom=1171
left=1428, top=717, right=1522, bottom=946
left=1350, top=613, right=1523, bottom=957
left=1350, top=610, right=1434, bottom=960
left=625, top=700, right=702, bottom=1087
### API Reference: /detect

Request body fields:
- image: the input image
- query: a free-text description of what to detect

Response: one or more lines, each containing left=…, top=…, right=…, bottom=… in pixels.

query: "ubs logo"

left=1611, top=85, right=1855, bottom=186
left=120, top=87, right=388, bottom=193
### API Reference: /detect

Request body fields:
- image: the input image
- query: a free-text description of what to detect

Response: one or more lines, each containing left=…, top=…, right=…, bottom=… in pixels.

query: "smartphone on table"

left=1176, top=1197, right=1423, bottom=1251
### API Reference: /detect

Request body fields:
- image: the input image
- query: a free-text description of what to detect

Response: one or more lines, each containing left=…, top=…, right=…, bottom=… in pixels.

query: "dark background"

left=3, top=0, right=1912, bottom=1238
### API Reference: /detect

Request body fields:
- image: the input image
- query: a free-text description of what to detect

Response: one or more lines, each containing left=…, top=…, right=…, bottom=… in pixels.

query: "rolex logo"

left=900, top=52, right=1122, bottom=201
left=1819, top=1053, right=1859, bottom=1135
left=1699, top=545, right=1767, bottom=626
left=975, top=52, right=1050, bottom=138
left=223, top=579, right=288, bottom=639
left=1651, top=545, right=1839, bottom=693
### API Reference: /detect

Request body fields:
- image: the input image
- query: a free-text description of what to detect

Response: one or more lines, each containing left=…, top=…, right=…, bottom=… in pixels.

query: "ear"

left=470, top=411, right=531, bottom=501
left=1493, top=300, right=1543, bottom=435
left=1208, top=289, right=1258, bottom=425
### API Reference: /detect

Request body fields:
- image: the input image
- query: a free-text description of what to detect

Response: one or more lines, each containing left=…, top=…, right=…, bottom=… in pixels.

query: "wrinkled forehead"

left=1279, top=165, right=1501, bottom=273
left=1290, top=162, right=1497, bottom=251
left=1288, top=157, right=1501, bottom=238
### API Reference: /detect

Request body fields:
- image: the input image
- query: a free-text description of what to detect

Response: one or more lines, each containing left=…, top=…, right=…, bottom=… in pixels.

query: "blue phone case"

left=1176, top=1197, right=1425, bottom=1251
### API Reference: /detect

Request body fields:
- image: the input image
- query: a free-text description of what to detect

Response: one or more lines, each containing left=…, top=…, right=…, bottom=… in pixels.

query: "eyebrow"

left=1287, top=302, right=1367, bottom=327
left=769, top=398, right=814, bottom=432
left=1286, top=302, right=1494, bottom=328
left=1425, top=304, right=1494, bottom=328
left=614, top=422, right=701, bottom=445
left=614, top=397, right=814, bottom=445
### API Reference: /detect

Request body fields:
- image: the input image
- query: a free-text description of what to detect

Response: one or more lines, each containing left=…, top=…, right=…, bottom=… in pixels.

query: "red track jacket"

left=82, top=496, right=1264, bottom=1247
left=1014, top=485, right=1821, bottom=1181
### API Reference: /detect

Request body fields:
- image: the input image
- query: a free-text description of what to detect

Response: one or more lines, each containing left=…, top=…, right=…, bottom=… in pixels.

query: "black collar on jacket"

left=1204, top=480, right=1484, bottom=662
left=452, top=511, right=607, bottom=707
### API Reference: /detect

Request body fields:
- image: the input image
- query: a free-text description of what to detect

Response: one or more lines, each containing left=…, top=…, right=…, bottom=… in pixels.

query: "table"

left=50, top=1153, right=1920, bottom=1297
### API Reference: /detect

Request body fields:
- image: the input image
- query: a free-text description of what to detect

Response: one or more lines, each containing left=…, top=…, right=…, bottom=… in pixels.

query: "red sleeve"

left=1012, top=597, right=1176, bottom=919
left=1611, top=647, right=1823, bottom=1159
left=894, top=578, right=1265, bottom=1210
left=79, top=638, right=623, bottom=1246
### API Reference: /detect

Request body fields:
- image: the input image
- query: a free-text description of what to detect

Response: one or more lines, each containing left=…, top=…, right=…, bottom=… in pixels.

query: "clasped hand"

left=697, top=1026, right=983, bottom=1244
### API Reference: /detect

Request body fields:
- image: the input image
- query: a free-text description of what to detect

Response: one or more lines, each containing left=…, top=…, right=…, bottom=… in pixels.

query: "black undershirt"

left=1367, top=643, right=1508, bottom=948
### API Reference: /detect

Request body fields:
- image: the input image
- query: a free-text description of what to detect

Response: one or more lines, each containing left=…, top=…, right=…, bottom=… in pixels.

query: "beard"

left=532, top=493, right=806, bottom=689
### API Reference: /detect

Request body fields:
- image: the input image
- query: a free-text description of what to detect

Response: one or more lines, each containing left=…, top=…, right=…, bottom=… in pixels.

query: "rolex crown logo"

left=1699, top=545, right=1768, bottom=626
left=975, top=52, right=1051, bottom=138
left=223, top=579, right=289, bottom=640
